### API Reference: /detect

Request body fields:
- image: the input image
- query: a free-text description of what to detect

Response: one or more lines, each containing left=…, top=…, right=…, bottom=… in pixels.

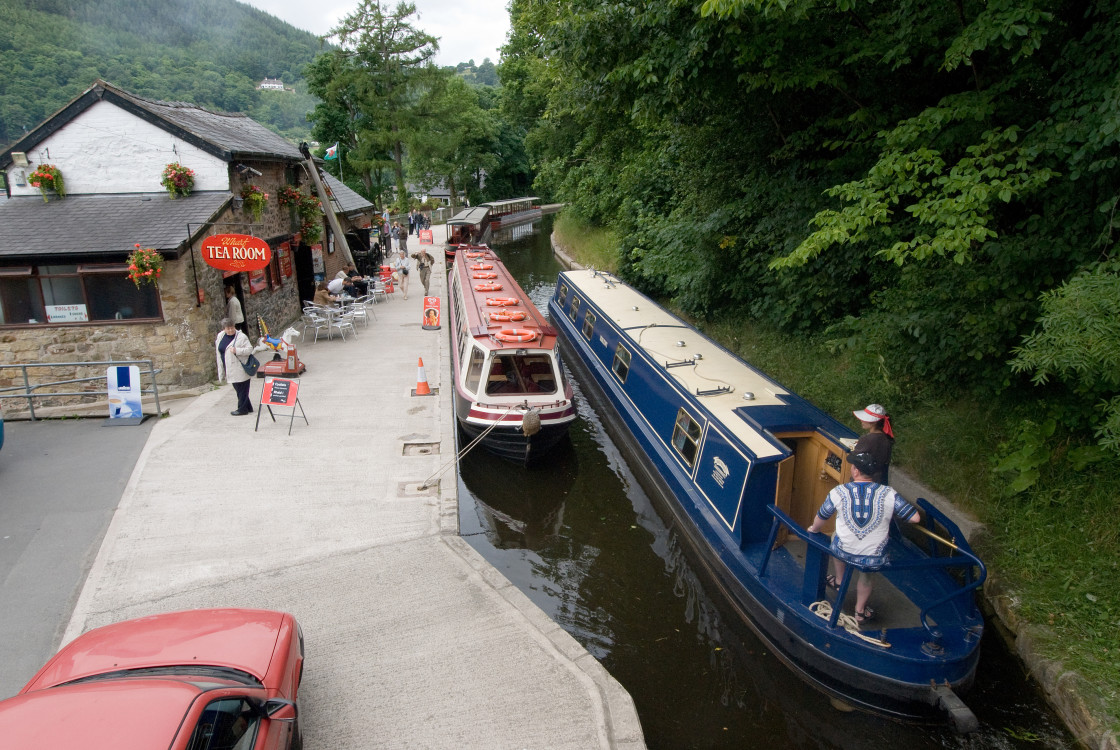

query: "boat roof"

left=447, top=206, right=491, bottom=225
left=454, top=247, right=557, bottom=353
left=560, top=269, right=855, bottom=459
left=481, top=197, right=539, bottom=210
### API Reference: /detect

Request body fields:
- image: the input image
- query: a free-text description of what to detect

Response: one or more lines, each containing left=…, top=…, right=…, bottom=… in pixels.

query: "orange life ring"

left=486, top=297, right=519, bottom=307
left=494, top=328, right=536, bottom=343
left=472, top=272, right=498, bottom=279
left=469, top=263, right=494, bottom=270
left=489, top=310, right=527, bottom=322
left=475, top=283, right=503, bottom=292
left=465, top=252, right=485, bottom=258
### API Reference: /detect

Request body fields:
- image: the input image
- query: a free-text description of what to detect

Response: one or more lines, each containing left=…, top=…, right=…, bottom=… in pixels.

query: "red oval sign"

left=200, top=234, right=273, bottom=272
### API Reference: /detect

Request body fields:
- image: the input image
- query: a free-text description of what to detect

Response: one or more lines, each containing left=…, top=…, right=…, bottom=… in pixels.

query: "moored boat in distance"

left=479, top=197, right=542, bottom=229
left=548, top=268, right=986, bottom=729
left=446, top=206, right=492, bottom=247
left=448, top=247, right=576, bottom=465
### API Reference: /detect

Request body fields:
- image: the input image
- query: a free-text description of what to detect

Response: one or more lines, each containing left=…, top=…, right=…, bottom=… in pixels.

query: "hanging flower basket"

left=161, top=162, right=195, bottom=198
left=241, top=184, right=269, bottom=221
left=128, top=244, right=164, bottom=287
left=297, top=195, right=322, bottom=243
left=277, top=185, right=302, bottom=207
left=28, top=164, right=65, bottom=202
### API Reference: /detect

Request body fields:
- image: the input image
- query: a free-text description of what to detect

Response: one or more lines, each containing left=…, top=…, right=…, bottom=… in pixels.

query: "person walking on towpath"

left=225, top=285, right=245, bottom=333
left=807, top=452, right=920, bottom=627
left=215, top=317, right=254, bottom=416
left=411, top=248, right=435, bottom=296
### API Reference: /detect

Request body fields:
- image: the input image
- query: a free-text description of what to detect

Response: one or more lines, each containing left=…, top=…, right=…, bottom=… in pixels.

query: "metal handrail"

left=762, top=501, right=987, bottom=640
left=0, top=360, right=162, bottom=420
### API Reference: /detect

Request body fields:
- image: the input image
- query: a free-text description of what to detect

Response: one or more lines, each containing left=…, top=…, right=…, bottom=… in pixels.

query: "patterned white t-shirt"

left=816, top=481, right=918, bottom=559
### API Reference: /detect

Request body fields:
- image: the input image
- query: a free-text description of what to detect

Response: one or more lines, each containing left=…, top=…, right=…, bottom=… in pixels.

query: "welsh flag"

left=324, top=142, right=338, bottom=160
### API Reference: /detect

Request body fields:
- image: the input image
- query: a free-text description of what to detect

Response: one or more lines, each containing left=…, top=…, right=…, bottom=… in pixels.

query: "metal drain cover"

left=403, top=442, right=440, bottom=456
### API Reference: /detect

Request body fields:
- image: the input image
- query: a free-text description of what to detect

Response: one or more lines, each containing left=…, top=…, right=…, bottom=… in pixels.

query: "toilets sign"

left=201, top=234, right=272, bottom=271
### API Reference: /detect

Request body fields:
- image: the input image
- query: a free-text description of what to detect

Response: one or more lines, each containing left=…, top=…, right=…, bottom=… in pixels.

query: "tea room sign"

left=200, top=234, right=272, bottom=272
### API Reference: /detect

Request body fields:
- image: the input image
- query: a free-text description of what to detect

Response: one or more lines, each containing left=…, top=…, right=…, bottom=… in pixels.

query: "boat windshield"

left=485, top=354, right=556, bottom=395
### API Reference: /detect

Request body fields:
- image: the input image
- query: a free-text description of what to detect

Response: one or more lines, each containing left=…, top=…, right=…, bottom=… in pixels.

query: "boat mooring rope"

left=809, top=601, right=892, bottom=648
left=419, top=406, right=529, bottom=489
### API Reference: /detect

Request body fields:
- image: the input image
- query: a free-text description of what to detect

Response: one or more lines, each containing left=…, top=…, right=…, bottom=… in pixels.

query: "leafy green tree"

left=326, top=0, right=439, bottom=209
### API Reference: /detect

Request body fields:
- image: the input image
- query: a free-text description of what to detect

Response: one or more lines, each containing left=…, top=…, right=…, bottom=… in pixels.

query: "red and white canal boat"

left=448, top=246, right=576, bottom=464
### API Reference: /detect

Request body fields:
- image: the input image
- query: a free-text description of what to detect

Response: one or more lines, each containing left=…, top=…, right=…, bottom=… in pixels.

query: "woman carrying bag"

left=393, top=249, right=412, bottom=300
left=215, top=317, right=256, bottom=416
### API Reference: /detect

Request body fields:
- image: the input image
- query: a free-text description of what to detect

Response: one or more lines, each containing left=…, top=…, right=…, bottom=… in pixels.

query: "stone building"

left=0, top=79, right=335, bottom=396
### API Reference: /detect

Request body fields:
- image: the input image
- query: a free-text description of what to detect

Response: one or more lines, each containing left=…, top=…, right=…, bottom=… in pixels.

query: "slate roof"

left=322, top=173, right=374, bottom=217
left=2, top=80, right=304, bottom=169
left=0, top=192, right=231, bottom=260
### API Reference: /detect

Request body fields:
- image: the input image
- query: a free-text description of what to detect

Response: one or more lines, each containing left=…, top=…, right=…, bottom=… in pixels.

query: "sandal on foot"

left=855, top=607, right=875, bottom=625
left=825, top=574, right=840, bottom=591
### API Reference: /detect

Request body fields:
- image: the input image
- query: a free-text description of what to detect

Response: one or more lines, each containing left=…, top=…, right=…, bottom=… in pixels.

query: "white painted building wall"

left=5, top=100, right=230, bottom=197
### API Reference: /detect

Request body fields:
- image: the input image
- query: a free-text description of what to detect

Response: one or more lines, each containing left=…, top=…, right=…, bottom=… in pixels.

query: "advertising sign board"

left=201, top=234, right=272, bottom=272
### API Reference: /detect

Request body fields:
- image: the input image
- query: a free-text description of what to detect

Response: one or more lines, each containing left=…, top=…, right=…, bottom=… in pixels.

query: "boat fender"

left=472, top=272, right=498, bottom=279
left=475, top=283, right=504, bottom=292
left=489, top=310, right=527, bottom=323
left=494, top=329, right=536, bottom=343
left=929, top=683, right=979, bottom=734
left=486, top=297, right=519, bottom=307
left=521, top=408, right=541, bottom=436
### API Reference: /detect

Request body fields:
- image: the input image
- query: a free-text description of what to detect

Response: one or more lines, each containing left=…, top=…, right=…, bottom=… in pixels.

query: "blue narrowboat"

left=549, top=268, right=986, bottom=729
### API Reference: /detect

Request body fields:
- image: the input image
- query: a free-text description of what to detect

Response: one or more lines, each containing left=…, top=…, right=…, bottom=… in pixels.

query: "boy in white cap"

left=852, top=403, right=894, bottom=483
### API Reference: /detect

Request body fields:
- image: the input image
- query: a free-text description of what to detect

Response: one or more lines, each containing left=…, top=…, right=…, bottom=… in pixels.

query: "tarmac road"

left=0, top=416, right=155, bottom=698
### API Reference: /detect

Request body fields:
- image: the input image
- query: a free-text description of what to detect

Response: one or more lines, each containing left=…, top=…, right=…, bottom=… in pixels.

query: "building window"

left=612, top=344, right=631, bottom=383
left=464, top=346, right=486, bottom=394
left=569, top=296, right=581, bottom=322
left=582, top=310, right=596, bottom=340
left=0, top=264, right=161, bottom=326
left=671, top=408, right=703, bottom=468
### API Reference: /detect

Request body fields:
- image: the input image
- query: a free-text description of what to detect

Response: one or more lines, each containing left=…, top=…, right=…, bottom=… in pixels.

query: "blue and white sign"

left=107, top=366, right=143, bottom=420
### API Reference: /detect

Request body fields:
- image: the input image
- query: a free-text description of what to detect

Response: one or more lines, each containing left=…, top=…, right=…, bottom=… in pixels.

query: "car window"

left=187, top=697, right=259, bottom=750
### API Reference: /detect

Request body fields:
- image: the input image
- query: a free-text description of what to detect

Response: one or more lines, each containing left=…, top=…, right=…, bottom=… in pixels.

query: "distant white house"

left=257, top=78, right=287, bottom=91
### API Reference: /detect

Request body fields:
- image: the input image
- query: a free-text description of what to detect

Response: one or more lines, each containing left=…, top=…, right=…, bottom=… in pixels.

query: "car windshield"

left=62, top=665, right=262, bottom=688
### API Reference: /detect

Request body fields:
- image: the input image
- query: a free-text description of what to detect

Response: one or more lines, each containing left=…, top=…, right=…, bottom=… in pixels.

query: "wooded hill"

left=0, top=0, right=325, bottom=146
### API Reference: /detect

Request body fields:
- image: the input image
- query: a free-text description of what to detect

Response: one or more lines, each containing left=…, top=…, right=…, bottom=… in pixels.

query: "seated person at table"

left=343, top=263, right=368, bottom=295
left=327, top=277, right=346, bottom=297
left=313, top=281, right=337, bottom=306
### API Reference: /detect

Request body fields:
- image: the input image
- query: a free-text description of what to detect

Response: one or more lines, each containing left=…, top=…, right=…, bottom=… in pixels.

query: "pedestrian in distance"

left=852, top=403, right=895, bottom=484
left=215, top=317, right=255, bottom=416
left=393, top=249, right=411, bottom=300
left=411, top=247, right=435, bottom=296
left=807, top=452, right=920, bottom=627
left=408, top=209, right=416, bottom=236
left=225, top=285, right=245, bottom=333
left=398, top=223, right=409, bottom=255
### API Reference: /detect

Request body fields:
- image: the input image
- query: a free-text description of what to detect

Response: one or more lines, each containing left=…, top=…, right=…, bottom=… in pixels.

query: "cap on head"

left=853, top=404, right=887, bottom=423
left=847, top=452, right=879, bottom=477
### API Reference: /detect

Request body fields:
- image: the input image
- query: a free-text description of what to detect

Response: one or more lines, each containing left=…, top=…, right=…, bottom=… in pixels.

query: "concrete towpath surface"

left=63, top=236, right=645, bottom=749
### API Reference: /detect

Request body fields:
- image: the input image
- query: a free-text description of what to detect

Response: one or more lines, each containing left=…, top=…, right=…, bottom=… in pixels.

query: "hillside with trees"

left=0, top=0, right=324, bottom=146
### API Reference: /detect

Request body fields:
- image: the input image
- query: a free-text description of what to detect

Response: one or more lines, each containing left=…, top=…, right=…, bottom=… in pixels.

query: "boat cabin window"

left=464, top=346, right=486, bottom=394
left=557, top=283, right=568, bottom=307
left=569, top=296, right=581, bottom=322
left=671, top=408, right=703, bottom=468
left=485, top=354, right=557, bottom=395
left=582, top=311, right=596, bottom=340
left=612, top=344, right=631, bottom=383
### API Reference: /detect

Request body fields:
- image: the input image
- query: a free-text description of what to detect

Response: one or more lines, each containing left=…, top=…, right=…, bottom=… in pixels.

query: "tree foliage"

left=500, top=0, right=1120, bottom=452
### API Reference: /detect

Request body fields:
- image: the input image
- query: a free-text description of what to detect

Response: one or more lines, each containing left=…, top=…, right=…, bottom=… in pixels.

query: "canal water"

left=457, top=215, right=1074, bottom=749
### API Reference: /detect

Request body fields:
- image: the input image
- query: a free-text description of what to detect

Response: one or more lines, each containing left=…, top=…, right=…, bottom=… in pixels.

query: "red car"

left=0, top=608, right=304, bottom=750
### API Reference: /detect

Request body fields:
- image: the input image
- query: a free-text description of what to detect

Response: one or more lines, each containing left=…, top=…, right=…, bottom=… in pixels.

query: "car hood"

left=24, top=608, right=286, bottom=692
left=0, top=678, right=201, bottom=747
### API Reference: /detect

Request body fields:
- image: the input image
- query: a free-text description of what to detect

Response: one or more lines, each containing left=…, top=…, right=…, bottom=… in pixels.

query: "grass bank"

left=557, top=214, right=1120, bottom=730
left=553, top=213, right=619, bottom=272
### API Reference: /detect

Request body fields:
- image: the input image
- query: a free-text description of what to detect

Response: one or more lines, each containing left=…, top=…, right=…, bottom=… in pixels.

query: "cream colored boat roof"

left=565, top=269, right=792, bottom=459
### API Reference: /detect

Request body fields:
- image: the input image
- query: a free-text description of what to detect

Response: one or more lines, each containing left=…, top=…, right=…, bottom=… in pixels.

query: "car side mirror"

left=263, top=698, right=297, bottom=721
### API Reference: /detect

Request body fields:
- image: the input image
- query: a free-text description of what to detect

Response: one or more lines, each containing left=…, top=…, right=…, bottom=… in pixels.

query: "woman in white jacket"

left=215, top=317, right=255, bottom=415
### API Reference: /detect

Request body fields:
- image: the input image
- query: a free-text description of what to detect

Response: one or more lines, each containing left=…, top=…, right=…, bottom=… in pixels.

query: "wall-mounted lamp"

left=232, top=196, right=244, bottom=210
left=10, top=152, right=29, bottom=167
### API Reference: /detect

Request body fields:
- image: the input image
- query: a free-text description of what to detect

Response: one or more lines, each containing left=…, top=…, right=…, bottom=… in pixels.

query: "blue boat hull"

left=549, top=269, right=984, bottom=721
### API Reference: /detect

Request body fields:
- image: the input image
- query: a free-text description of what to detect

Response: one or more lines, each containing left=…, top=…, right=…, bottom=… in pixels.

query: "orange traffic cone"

left=412, top=357, right=433, bottom=396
